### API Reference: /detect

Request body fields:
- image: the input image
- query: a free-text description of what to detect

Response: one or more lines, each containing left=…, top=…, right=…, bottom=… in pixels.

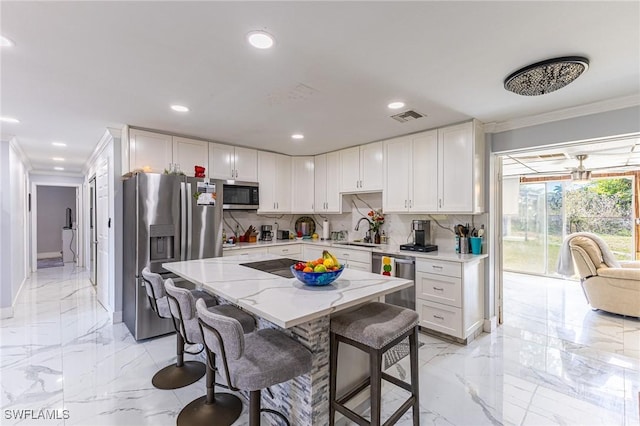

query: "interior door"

left=89, top=177, right=97, bottom=285
left=96, top=158, right=110, bottom=310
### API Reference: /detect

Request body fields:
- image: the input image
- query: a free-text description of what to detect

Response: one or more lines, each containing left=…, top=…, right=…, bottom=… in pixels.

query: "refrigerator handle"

left=180, top=182, right=187, bottom=261
left=186, top=182, right=193, bottom=260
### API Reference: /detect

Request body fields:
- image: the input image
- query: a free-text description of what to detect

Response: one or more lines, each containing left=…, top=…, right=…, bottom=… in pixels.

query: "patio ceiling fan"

left=570, top=154, right=591, bottom=182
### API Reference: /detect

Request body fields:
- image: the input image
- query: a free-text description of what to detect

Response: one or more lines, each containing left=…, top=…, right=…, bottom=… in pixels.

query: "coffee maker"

left=260, top=225, right=273, bottom=241
left=400, top=220, right=438, bottom=252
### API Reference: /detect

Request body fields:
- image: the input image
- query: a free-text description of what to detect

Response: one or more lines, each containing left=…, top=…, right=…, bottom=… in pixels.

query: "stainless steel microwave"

left=222, top=181, right=259, bottom=210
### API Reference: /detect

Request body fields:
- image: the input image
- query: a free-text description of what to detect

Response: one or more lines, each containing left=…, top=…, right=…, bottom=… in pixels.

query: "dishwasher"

left=371, top=253, right=415, bottom=311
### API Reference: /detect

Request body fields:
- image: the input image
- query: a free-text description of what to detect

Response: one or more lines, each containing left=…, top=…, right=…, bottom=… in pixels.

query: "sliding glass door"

left=503, top=177, right=633, bottom=276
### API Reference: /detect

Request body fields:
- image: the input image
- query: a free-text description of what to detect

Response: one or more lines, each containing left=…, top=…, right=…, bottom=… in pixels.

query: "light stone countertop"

left=163, top=252, right=413, bottom=328
left=223, top=239, right=488, bottom=263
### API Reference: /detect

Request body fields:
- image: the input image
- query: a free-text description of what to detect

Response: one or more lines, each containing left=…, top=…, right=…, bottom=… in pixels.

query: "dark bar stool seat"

left=329, top=302, right=420, bottom=426
left=196, top=298, right=313, bottom=426
left=165, top=279, right=256, bottom=426
left=141, top=267, right=219, bottom=390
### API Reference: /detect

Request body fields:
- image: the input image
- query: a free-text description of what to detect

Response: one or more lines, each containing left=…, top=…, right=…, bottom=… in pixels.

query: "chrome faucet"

left=355, top=217, right=372, bottom=231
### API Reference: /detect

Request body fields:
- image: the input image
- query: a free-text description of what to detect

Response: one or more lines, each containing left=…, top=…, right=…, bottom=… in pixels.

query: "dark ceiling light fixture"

left=571, top=154, right=592, bottom=182
left=504, top=56, right=589, bottom=96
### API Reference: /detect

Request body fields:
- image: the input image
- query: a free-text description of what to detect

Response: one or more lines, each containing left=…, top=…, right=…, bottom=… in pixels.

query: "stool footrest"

left=333, top=402, right=370, bottom=426
left=381, top=372, right=412, bottom=393
left=337, top=376, right=371, bottom=406
left=385, top=396, right=416, bottom=426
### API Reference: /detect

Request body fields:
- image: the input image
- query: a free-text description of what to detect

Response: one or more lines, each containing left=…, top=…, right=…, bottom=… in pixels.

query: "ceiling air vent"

left=390, top=110, right=425, bottom=123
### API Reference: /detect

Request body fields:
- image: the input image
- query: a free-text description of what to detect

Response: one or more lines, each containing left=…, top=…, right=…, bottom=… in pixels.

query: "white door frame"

left=30, top=181, right=84, bottom=272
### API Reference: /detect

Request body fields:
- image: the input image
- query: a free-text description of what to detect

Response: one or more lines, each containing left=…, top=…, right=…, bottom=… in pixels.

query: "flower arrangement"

left=367, top=209, right=385, bottom=232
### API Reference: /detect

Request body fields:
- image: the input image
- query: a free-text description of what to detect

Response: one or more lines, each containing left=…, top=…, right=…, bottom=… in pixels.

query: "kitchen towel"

left=380, top=256, right=395, bottom=276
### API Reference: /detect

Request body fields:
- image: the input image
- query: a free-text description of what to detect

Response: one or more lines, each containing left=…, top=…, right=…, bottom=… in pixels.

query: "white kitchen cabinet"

left=129, top=129, right=208, bottom=176
left=291, top=156, right=315, bottom=213
left=209, top=143, right=258, bottom=181
left=222, top=247, right=268, bottom=257
left=339, top=142, right=383, bottom=193
left=314, top=152, right=342, bottom=213
left=129, top=129, right=173, bottom=173
left=383, top=131, right=438, bottom=212
left=304, top=245, right=371, bottom=271
left=438, top=121, right=484, bottom=213
left=267, top=244, right=302, bottom=257
left=258, top=151, right=291, bottom=213
left=415, top=258, right=484, bottom=342
left=173, top=137, right=209, bottom=177
left=383, top=121, right=484, bottom=214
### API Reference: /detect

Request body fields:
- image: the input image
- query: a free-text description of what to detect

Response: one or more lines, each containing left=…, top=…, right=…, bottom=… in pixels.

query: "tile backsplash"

left=223, top=192, right=487, bottom=254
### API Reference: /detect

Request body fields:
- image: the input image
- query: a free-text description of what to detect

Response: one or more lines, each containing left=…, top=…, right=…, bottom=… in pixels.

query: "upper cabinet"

left=383, top=121, right=484, bottom=214
left=129, top=129, right=207, bottom=177
left=173, top=137, right=209, bottom=177
left=438, top=121, right=484, bottom=213
left=314, top=151, right=342, bottom=213
left=339, top=141, right=383, bottom=193
left=383, top=131, right=438, bottom=212
left=258, top=151, right=291, bottom=213
left=291, top=157, right=315, bottom=213
left=209, top=143, right=258, bottom=182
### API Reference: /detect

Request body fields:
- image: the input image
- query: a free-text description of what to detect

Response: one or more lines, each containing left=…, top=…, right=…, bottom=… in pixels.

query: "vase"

left=374, top=230, right=381, bottom=244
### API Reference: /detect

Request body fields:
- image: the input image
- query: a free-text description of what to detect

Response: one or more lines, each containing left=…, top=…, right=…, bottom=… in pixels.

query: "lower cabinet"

left=415, top=258, right=484, bottom=341
left=222, top=247, right=268, bottom=257
left=267, top=244, right=302, bottom=257
left=303, top=245, right=371, bottom=272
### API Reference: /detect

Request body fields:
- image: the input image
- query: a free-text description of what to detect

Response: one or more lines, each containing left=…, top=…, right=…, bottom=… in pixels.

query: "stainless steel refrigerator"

left=123, top=173, right=223, bottom=340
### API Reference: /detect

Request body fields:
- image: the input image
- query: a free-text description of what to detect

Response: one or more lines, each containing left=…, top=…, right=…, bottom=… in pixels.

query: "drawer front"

left=416, top=259, right=461, bottom=278
left=345, top=261, right=371, bottom=272
left=333, top=248, right=371, bottom=265
left=303, top=246, right=325, bottom=262
left=418, top=299, right=462, bottom=338
left=416, top=272, right=461, bottom=308
left=223, top=248, right=268, bottom=257
left=268, top=244, right=302, bottom=257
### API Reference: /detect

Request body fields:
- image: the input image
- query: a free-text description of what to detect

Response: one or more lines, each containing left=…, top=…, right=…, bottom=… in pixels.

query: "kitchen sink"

left=334, top=241, right=382, bottom=249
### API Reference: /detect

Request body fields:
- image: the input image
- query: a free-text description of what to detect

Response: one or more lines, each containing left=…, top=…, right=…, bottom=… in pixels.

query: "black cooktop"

left=239, top=258, right=300, bottom=278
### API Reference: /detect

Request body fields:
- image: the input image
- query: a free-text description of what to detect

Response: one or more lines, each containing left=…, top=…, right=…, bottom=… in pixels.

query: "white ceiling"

left=1, top=1, right=639, bottom=175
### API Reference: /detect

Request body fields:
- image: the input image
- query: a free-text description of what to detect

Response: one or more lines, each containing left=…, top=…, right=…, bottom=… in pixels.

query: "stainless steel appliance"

left=123, top=174, right=224, bottom=340
left=372, top=253, right=415, bottom=310
left=222, top=181, right=259, bottom=210
left=400, top=219, right=438, bottom=253
left=260, top=224, right=273, bottom=241
left=277, top=229, right=290, bottom=240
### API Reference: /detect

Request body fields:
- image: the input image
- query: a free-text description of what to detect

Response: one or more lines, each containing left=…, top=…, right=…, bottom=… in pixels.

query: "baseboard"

left=37, top=252, right=61, bottom=260
left=112, top=310, right=123, bottom=324
left=483, top=316, right=497, bottom=333
left=1, top=276, right=28, bottom=319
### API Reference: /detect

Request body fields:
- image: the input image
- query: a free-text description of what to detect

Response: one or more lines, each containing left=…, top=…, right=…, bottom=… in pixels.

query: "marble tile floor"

left=1, top=266, right=638, bottom=426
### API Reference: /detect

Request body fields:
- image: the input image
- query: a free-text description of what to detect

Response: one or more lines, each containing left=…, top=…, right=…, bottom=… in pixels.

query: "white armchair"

left=569, top=235, right=640, bottom=317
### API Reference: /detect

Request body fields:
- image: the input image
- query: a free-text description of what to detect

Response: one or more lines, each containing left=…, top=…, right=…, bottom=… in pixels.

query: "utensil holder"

left=459, top=237, right=469, bottom=254
left=470, top=237, right=482, bottom=254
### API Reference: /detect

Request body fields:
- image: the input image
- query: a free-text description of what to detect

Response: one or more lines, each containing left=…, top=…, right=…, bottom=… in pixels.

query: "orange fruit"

left=303, top=266, right=313, bottom=272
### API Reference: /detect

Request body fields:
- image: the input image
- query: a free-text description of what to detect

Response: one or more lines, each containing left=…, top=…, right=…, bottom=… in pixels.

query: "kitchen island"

left=163, top=252, right=413, bottom=425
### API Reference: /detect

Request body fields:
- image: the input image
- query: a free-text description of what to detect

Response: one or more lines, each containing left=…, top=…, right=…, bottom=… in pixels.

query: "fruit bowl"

left=290, top=265, right=344, bottom=286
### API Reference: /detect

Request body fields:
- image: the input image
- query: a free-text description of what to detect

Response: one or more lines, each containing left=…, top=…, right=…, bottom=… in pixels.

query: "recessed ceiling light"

left=54, top=167, right=64, bottom=171
left=52, top=157, right=64, bottom=161
left=0, top=35, right=14, bottom=47
left=247, top=31, right=275, bottom=49
left=0, top=116, right=20, bottom=123
left=170, top=105, right=189, bottom=112
left=387, top=101, right=405, bottom=110
left=291, top=134, right=304, bottom=140
left=52, top=142, right=67, bottom=147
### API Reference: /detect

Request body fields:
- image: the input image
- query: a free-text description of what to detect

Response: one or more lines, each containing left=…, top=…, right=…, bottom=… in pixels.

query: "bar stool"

left=195, top=298, right=313, bottom=426
left=329, top=302, right=420, bottom=426
left=165, top=279, right=256, bottom=426
left=141, top=267, right=219, bottom=389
